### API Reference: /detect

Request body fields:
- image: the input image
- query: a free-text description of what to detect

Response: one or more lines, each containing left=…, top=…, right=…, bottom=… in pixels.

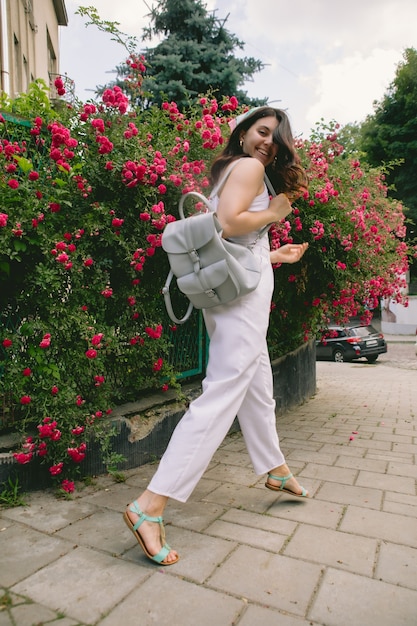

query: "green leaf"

left=0, top=261, right=10, bottom=276
left=20, top=322, right=35, bottom=336
left=13, top=240, right=27, bottom=252
left=14, top=155, right=33, bottom=173
left=53, top=178, right=68, bottom=188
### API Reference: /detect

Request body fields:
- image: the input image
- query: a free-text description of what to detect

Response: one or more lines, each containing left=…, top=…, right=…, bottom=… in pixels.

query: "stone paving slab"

left=132, top=524, right=238, bottom=584
left=355, top=468, right=416, bottom=493
left=11, top=546, right=150, bottom=624
left=0, top=357, right=417, bottom=625
left=314, top=481, right=383, bottom=509
left=1, top=495, right=97, bottom=533
left=0, top=522, right=74, bottom=587
left=309, top=568, right=417, bottom=626
left=100, top=574, right=244, bottom=626
left=334, top=454, right=388, bottom=472
left=299, top=462, right=358, bottom=484
left=205, top=518, right=289, bottom=552
left=55, top=508, right=135, bottom=555
left=220, top=507, right=298, bottom=536
left=267, top=496, right=345, bottom=529
left=161, top=499, right=227, bottom=532
left=339, top=504, right=417, bottom=548
left=238, top=604, right=320, bottom=626
left=207, top=545, right=322, bottom=616
left=283, top=524, right=377, bottom=576
left=383, top=491, right=417, bottom=517
left=376, top=541, right=417, bottom=590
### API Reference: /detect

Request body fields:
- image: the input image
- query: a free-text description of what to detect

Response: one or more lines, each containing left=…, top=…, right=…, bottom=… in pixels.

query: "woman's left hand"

left=270, top=242, right=309, bottom=265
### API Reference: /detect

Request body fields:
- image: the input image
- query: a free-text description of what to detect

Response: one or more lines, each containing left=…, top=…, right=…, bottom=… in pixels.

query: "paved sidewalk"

left=1, top=351, right=417, bottom=625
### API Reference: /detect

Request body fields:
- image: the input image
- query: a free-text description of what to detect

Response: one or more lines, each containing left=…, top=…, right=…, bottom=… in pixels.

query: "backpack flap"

left=162, top=212, right=222, bottom=277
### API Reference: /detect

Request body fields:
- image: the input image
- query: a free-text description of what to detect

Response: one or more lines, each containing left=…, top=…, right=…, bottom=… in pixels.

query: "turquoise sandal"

left=123, top=501, right=179, bottom=565
left=265, top=472, right=309, bottom=498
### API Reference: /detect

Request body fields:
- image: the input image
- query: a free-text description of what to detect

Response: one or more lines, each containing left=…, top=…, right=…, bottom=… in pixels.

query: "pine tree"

left=140, top=0, right=266, bottom=109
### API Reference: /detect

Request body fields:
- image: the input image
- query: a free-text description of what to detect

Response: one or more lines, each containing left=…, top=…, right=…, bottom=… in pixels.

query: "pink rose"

left=49, top=463, right=64, bottom=476
left=61, top=479, right=75, bottom=493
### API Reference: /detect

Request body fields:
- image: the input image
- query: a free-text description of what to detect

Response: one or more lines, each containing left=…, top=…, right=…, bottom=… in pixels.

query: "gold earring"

left=239, top=139, right=244, bottom=148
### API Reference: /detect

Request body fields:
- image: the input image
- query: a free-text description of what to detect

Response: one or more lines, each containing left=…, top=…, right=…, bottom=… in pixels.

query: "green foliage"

left=268, top=122, right=413, bottom=356
left=0, top=591, right=13, bottom=608
left=94, top=421, right=126, bottom=477
left=0, top=477, right=26, bottom=508
left=359, top=48, right=417, bottom=255
left=0, top=79, right=55, bottom=119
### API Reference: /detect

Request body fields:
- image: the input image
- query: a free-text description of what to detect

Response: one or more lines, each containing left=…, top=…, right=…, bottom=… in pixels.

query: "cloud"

left=305, top=48, right=403, bottom=129
left=66, top=0, right=150, bottom=33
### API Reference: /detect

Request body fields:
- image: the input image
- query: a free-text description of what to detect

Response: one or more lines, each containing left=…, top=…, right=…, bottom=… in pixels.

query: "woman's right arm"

left=216, top=159, right=293, bottom=239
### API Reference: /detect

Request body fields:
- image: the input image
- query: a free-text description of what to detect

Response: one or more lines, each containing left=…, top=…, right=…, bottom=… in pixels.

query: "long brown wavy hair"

left=211, top=106, right=308, bottom=198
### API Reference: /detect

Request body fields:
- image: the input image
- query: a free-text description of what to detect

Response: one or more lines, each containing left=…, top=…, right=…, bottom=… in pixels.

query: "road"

left=370, top=340, right=417, bottom=370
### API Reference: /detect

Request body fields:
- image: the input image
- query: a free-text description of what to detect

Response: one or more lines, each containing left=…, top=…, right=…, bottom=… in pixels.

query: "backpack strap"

left=162, top=270, right=194, bottom=324
left=264, top=173, right=276, bottom=197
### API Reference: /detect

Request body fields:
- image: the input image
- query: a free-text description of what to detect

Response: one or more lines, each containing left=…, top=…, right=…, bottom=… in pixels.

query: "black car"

left=315, top=324, right=388, bottom=363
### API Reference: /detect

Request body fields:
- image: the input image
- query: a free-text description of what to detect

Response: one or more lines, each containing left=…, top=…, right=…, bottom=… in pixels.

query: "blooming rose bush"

left=267, top=124, right=414, bottom=355
left=0, top=59, right=414, bottom=491
left=0, top=66, right=240, bottom=490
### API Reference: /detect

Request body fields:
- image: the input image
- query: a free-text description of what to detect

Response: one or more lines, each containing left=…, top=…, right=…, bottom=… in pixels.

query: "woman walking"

left=124, top=106, right=310, bottom=565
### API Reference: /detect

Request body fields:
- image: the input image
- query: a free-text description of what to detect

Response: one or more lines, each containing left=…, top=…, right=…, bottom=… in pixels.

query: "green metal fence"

left=166, top=309, right=205, bottom=379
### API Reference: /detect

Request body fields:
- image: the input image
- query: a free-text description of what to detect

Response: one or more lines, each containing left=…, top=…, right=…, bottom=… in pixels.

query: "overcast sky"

left=60, top=0, right=417, bottom=138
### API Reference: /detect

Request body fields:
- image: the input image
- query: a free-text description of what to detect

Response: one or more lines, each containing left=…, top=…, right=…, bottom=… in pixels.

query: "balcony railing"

left=49, top=73, right=76, bottom=105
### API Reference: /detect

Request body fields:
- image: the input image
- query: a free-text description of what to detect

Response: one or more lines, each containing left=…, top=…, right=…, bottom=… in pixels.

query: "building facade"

left=0, top=0, right=67, bottom=98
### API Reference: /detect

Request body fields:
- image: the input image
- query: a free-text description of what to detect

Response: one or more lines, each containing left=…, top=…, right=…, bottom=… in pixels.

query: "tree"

left=140, top=0, right=267, bottom=109
left=359, top=48, right=417, bottom=279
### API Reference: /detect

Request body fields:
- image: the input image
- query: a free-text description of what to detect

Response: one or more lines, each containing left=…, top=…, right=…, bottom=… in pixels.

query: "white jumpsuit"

left=148, top=183, right=286, bottom=502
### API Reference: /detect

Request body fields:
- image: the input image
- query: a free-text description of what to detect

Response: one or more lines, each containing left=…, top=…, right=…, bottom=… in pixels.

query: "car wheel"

left=366, top=355, right=378, bottom=363
left=333, top=349, right=344, bottom=363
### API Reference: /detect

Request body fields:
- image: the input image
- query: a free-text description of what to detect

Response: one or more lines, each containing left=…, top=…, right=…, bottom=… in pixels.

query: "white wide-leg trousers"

left=148, top=240, right=286, bottom=502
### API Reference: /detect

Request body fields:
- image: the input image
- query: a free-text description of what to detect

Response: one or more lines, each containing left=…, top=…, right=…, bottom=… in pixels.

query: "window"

left=13, top=34, right=22, bottom=93
left=23, top=55, right=29, bottom=92
left=47, top=28, right=57, bottom=76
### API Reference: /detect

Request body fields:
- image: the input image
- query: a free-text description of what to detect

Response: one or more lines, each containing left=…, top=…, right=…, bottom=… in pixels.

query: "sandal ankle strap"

left=129, top=501, right=165, bottom=536
left=267, top=472, right=293, bottom=488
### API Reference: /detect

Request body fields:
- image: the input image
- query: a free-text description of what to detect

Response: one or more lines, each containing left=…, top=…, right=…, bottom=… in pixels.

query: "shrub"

left=268, top=124, right=414, bottom=356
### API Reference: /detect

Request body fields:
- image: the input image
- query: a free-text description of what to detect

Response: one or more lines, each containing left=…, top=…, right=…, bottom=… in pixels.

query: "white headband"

left=228, top=107, right=262, bottom=132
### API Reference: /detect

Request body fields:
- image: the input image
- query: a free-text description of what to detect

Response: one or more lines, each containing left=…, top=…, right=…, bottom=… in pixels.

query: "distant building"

left=0, top=0, right=68, bottom=98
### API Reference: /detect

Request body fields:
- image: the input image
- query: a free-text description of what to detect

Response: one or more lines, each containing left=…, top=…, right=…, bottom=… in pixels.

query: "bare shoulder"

left=233, top=157, right=264, bottom=176
left=229, top=157, right=264, bottom=186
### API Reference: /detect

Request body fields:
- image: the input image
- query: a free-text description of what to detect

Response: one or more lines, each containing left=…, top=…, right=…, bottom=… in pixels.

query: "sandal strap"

left=153, top=544, right=171, bottom=564
left=267, top=472, right=293, bottom=489
left=129, top=501, right=164, bottom=535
